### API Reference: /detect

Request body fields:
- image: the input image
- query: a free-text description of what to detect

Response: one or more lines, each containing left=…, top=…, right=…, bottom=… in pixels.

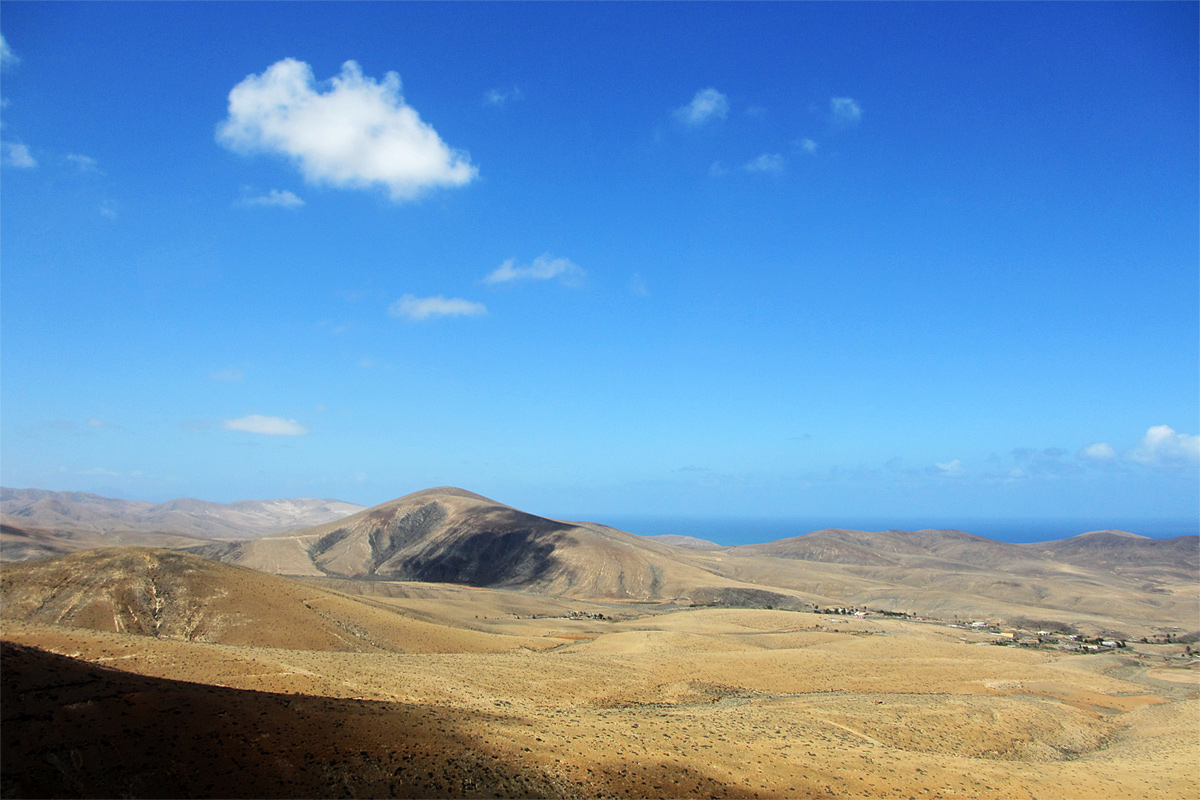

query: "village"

left=813, top=604, right=1199, bottom=664
left=512, top=599, right=1198, bottom=668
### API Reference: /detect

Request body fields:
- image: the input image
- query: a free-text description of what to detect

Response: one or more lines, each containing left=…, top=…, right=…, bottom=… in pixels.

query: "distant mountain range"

left=2, top=486, right=1196, bottom=634
left=0, top=488, right=365, bottom=561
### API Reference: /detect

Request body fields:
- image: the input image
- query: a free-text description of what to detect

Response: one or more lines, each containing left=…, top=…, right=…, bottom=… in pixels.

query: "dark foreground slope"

left=0, top=641, right=572, bottom=799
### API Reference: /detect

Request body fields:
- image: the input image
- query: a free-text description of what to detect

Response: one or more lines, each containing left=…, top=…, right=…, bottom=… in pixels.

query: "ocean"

left=596, top=515, right=1200, bottom=548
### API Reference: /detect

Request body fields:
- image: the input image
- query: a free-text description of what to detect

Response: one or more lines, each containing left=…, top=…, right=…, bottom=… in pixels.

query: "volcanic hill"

left=198, top=487, right=771, bottom=603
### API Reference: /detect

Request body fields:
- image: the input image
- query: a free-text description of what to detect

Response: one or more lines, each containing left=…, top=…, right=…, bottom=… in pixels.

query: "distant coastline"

left=596, top=515, right=1200, bottom=547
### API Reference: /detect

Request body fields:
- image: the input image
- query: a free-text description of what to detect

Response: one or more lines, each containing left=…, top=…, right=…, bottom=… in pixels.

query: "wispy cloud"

left=674, top=88, right=729, bottom=127
left=222, top=414, right=308, bottom=436
left=483, top=254, right=586, bottom=287
left=1006, top=447, right=1081, bottom=479
left=388, top=294, right=487, bottom=321
left=830, top=96, right=863, bottom=126
left=2, top=141, right=36, bottom=168
left=217, top=59, right=477, bottom=201
left=797, top=138, right=818, bottom=155
left=928, top=459, right=965, bottom=477
left=708, top=161, right=728, bottom=178
left=1128, top=425, right=1200, bottom=468
left=485, top=86, right=524, bottom=107
left=65, top=153, right=102, bottom=174
left=1078, top=442, right=1117, bottom=462
left=240, top=188, right=305, bottom=208
left=0, top=34, right=18, bottom=70
left=743, top=153, right=784, bottom=174
left=628, top=273, right=649, bottom=297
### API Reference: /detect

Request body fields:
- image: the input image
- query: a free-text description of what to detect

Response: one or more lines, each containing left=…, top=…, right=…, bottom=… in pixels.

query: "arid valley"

left=1, top=487, right=1197, bottom=799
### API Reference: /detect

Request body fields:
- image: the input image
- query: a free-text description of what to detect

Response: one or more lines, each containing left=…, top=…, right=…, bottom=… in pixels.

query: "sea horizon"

left=591, top=515, right=1200, bottom=547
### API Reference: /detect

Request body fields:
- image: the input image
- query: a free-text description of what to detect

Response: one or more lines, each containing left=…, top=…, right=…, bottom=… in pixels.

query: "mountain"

left=0, top=488, right=365, bottom=560
left=199, top=487, right=776, bottom=603
left=4, top=485, right=1196, bottom=631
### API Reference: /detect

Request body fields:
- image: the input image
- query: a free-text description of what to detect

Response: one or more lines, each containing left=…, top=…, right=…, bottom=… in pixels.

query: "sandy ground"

left=4, top=599, right=1198, bottom=799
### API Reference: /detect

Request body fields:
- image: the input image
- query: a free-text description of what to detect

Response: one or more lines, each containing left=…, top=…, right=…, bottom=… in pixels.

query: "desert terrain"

left=2, top=488, right=1197, bottom=799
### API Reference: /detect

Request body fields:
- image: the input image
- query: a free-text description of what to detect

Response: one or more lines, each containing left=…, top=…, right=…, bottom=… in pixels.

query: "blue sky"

left=2, top=2, right=1197, bottom=532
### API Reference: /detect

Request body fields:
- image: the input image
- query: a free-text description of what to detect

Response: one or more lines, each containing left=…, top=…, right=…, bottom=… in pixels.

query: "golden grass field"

left=2, top=548, right=1197, bottom=799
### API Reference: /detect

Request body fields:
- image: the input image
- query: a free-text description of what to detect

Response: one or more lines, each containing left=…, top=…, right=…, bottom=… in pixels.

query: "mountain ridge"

left=0, top=488, right=366, bottom=559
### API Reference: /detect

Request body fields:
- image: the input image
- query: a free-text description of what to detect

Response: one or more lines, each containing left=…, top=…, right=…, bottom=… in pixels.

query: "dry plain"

left=3, top=557, right=1198, bottom=799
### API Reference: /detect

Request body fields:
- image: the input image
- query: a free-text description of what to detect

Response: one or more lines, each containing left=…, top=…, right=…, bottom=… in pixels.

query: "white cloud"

left=2, top=141, right=35, bottom=168
left=797, top=138, right=818, bottom=155
left=1078, top=442, right=1117, bottom=461
left=65, top=153, right=102, bottom=173
left=485, top=86, right=523, bottom=107
left=1128, top=425, right=1200, bottom=468
left=242, top=188, right=305, bottom=208
left=388, top=294, right=487, bottom=321
left=217, top=58, right=477, bottom=201
left=87, top=417, right=116, bottom=430
left=674, top=87, right=729, bottom=126
left=830, top=97, right=863, bottom=125
left=708, top=161, right=728, bottom=178
left=222, top=414, right=308, bottom=436
left=483, top=254, right=586, bottom=287
left=0, top=34, right=18, bottom=69
left=743, top=153, right=784, bottom=173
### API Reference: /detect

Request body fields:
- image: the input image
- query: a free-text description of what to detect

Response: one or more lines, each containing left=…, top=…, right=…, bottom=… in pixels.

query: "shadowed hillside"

left=0, top=641, right=578, bottom=799
left=202, top=487, right=762, bottom=602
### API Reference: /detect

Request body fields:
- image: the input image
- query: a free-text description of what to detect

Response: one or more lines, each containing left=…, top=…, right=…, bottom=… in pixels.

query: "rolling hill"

left=4, top=485, right=1196, bottom=634
left=0, top=547, right=561, bottom=653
